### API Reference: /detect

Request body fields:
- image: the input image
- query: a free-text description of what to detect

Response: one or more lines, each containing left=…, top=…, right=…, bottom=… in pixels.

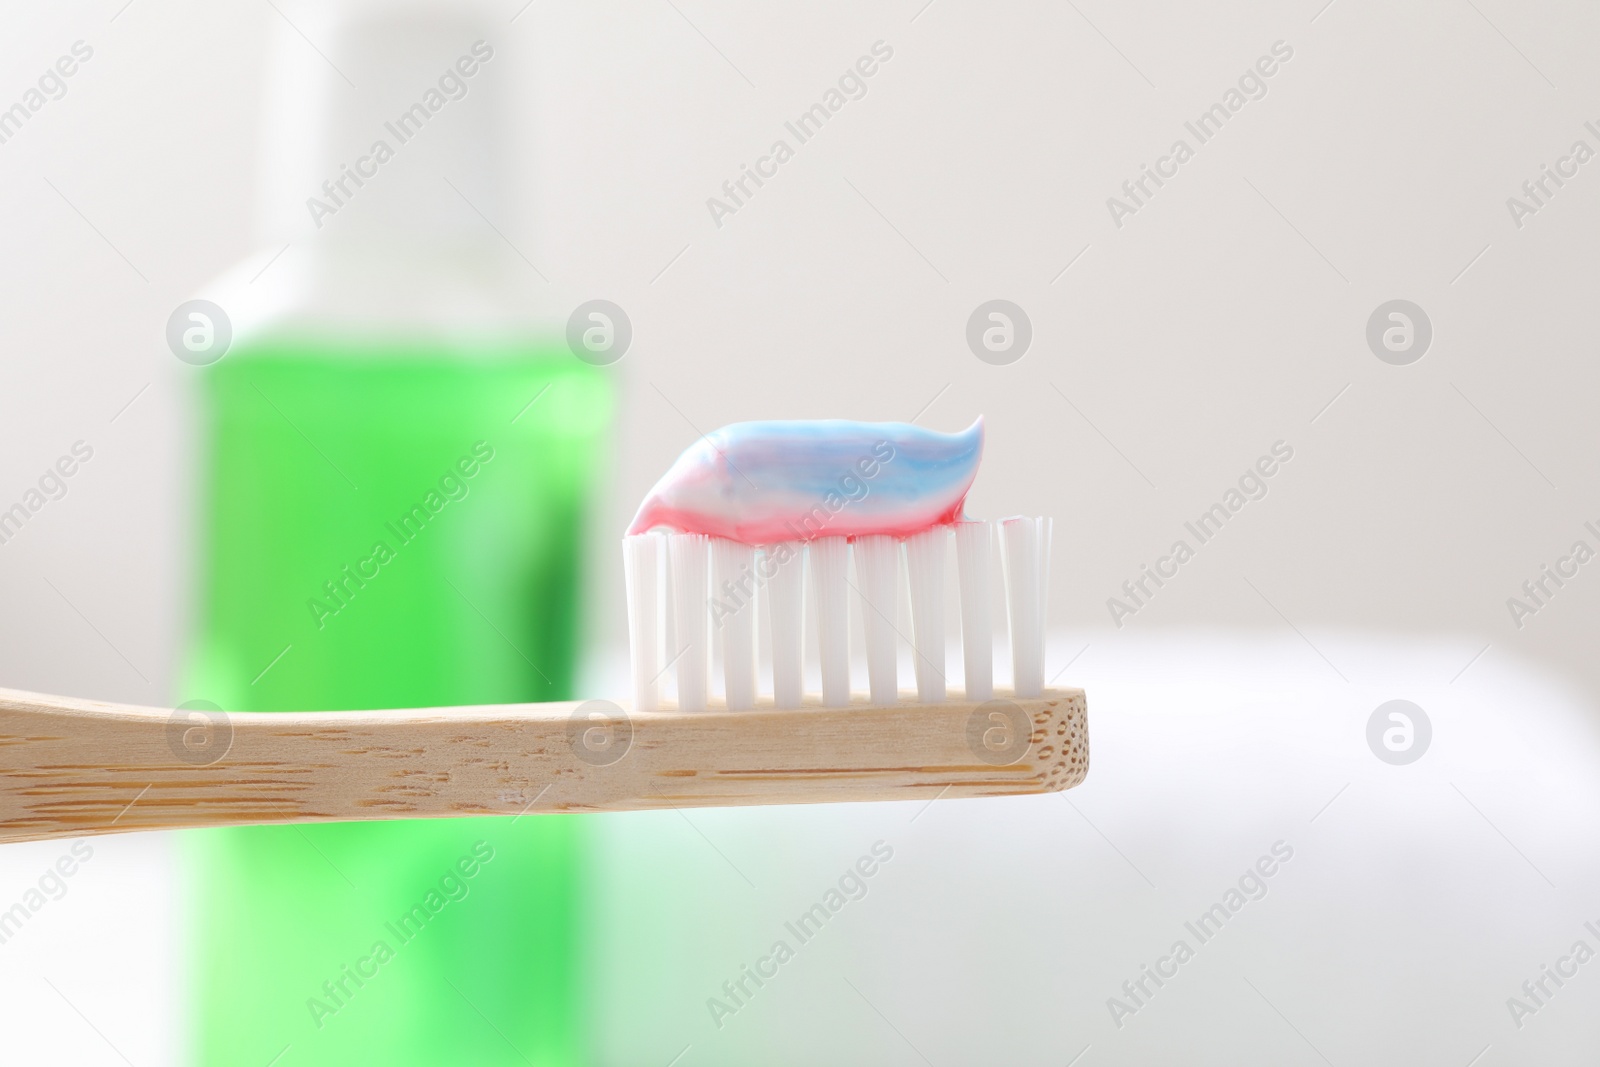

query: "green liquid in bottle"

left=186, top=339, right=610, bottom=1066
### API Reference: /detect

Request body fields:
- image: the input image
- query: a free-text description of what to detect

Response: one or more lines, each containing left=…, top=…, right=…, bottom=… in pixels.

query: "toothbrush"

left=0, top=419, right=1086, bottom=846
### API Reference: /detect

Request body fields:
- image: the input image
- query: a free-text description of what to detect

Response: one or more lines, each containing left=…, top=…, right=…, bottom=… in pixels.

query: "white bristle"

left=630, top=512, right=1045, bottom=711
left=1001, top=516, right=1049, bottom=697
left=1041, top=517, right=1053, bottom=629
left=764, top=541, right=805, bottom=709
left=714, top=539, right=757, bottom=711
left=904, top=526, right=947, bottom=703
left=954, top=521, right=994, bottom=702
left=623, top=533, right=663, bottom=712
left=810, top=537, right=851, bottom=707
left=669, top=533, right=710, bottom=711
left=853, top=534, right=899, bottom=706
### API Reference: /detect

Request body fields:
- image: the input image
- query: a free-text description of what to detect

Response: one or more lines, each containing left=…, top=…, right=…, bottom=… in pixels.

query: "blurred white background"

left=2, top=0, right=1599, bottom=1063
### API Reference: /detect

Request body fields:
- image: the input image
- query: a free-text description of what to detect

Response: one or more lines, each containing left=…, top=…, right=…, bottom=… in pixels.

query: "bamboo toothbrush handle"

left=0, top=686, right=1087, bottom=845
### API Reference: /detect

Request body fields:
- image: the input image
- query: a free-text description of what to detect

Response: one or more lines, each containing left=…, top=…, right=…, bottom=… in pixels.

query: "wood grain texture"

left=0, top=686, right=1088, bottom=844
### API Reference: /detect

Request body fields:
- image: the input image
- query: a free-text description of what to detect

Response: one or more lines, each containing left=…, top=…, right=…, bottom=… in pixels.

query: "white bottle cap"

left=208, top=0, right=548, bottom=340
left=257, top=0, right=510, bottom=251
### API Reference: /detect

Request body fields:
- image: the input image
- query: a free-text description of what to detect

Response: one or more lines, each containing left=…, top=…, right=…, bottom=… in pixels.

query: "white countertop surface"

left=5, top=629, right=1597, bottom=1065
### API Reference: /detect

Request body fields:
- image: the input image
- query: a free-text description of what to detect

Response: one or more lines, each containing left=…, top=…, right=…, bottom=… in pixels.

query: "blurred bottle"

left=183, top=5, right=608, bottom=1065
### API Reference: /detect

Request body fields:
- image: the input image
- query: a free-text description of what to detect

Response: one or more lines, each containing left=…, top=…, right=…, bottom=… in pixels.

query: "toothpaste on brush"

left=623, top=416, right=1050, bottom=711
left=626, top=418, right=984, bottom=542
